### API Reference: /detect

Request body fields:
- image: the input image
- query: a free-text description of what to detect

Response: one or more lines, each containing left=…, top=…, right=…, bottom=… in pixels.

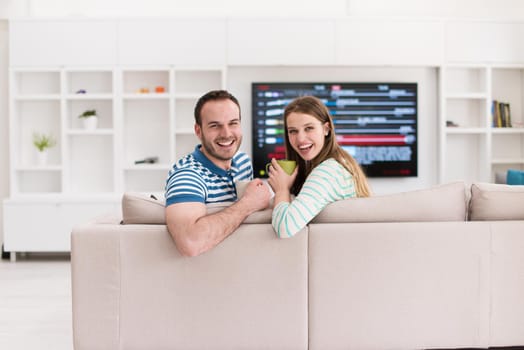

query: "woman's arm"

left=272, top=159, right=355, bottom=238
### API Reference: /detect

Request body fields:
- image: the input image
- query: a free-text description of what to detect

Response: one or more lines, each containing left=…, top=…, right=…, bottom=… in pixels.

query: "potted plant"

left=33, top=132, right=57, bottom=165
left=79, top=109, right=98, bottom=130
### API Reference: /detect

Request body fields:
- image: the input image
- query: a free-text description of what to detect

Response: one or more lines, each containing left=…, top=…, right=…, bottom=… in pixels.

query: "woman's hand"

left=267, top=158, right=298, bottom=195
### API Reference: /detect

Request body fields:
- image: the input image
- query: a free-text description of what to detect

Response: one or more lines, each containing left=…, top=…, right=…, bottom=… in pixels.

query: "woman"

left=267, top=95, right=371, bottom=238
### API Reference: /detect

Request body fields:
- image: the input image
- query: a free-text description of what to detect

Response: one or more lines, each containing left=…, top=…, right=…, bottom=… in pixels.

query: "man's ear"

left=194, top=123, right=202, bottom=140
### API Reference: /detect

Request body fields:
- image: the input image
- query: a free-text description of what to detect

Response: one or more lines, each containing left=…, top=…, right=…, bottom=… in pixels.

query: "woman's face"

left=286, top=112, right=329, bottom=161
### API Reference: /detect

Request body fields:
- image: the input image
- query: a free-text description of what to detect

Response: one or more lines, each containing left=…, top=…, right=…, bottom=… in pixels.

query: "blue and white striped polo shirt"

left=165, top=145, right=253, bottom=206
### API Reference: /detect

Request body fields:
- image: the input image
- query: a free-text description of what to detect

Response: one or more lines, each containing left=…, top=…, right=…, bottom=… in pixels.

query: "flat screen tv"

left=251, top=82, right=418, bottom=177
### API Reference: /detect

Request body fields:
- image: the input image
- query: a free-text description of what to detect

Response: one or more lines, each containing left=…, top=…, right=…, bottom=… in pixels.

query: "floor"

left=0, top=254, right=73, bottom=350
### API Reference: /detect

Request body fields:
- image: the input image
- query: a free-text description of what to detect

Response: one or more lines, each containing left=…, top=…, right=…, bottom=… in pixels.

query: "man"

left=165, top=90, right=271, bottom=257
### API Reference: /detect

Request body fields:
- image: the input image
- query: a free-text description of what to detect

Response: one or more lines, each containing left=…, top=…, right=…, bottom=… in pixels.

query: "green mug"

left=266, top=159, right=297, bottom=175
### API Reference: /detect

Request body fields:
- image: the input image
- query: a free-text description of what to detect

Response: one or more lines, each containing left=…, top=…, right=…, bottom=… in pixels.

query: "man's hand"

left=237, top=178, right=271, bottom=212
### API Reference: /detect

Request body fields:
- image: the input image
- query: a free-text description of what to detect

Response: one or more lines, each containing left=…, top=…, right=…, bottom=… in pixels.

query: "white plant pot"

left=82, top=116, right=98, bottom=130
left=36, top=150, right=48, bottom=166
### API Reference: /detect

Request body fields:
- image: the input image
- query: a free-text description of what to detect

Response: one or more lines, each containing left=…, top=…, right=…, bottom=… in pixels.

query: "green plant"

left=78, top=109, right=97, bottom=118
left=32, top=133, right=57, bottom=152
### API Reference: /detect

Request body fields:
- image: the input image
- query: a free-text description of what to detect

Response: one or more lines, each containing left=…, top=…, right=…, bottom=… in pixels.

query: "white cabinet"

left=445, top=21, right=524, bottom=64
left=227, top=19, right=336, bottom=65
left=5, top=66, right=226, bottom=257
left=9, top=66, right=225, bottom=196
left=9, top=20, right=118, bottom=66
left=118, top=19, right=227, bottom=66
left=335, top=19, right=444, bottom=66
left=439, top=65, right=524, bottom=183
left=3, top=198, right=119, bottom=255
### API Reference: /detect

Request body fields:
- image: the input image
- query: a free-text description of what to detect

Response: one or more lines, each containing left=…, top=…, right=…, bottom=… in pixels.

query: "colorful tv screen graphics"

left=252, top=82, right=418, bottom=177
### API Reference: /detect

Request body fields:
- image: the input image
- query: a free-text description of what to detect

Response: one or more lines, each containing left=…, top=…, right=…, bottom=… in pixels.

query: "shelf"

left=445, top=127, right=487, bottom=134
left=123, top=164, right=172, bottom=171
left=12, top=70, right=60, bottom=95
left=123, top=93, right=171, bottom=99
left=175, top=128, right=194, bottom=135
left=174, top=93, right=202, bottom=99
left=491, top=127, right=524, bottom=134
left=66, top=129, right=115, bottom=136
left=66, top=94, right=113, bottom=100
left=491, top=158, right=524, bottom=164
left=123, top=70, right=170, bottom=95
left=445, top=93, right=488, bottom=99
left=65, top=70, right=113, bottom=95
left=16, top=165, right=62, bottom=171
left=15, top=94, right=60, bottom=101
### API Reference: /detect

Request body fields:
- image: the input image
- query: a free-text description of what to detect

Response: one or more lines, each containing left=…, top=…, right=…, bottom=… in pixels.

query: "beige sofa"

left=71, top=182, right=524, bottom=350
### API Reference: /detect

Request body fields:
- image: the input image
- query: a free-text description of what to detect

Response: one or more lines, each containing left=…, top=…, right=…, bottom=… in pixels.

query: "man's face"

left=195, top=99, right=242, bottom=169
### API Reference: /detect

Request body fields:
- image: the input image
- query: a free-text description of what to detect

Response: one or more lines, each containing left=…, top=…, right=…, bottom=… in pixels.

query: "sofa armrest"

left=71, top=223, right=122, bottom=350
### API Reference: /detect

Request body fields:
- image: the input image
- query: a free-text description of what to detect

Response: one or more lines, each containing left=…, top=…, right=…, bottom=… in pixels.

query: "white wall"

left=2, top=0, right=524, bottom=19
left=347, top=0, right=524, bottom=19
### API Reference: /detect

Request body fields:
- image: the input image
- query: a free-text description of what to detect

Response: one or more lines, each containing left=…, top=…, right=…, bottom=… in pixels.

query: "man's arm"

left=166, top=179, right=271, bottom=257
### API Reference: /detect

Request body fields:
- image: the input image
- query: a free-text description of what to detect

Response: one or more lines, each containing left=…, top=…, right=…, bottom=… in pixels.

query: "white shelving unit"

left=4, top=65, right=226, bottom=259
left=439, top=64, right=524, bottom=183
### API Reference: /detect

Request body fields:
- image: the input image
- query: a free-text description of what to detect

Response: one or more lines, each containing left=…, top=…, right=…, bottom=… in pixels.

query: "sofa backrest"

left=469, top=182, right=524, bottom=221
left=312, top=181, right=468, bottom=223
left=122, top=181, right=524, bottom=225
left=122, top=182, right=469, bottom=226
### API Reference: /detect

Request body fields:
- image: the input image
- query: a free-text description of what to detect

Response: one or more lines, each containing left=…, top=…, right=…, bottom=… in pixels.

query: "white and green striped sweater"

left=272, top=158, right=357, bottom=238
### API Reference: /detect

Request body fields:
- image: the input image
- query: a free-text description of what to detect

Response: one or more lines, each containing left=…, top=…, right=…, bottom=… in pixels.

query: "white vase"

left=36, top=150, right=48, bottom=166
left=82, top=116, right=98, bottom=130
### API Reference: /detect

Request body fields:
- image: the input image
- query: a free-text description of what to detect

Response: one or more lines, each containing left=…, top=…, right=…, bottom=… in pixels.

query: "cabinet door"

left=118, top=19, right=227, bottom=65
left=446, top=21, right=524, bottom=63
left=9, top=20, right=118, bottom=66
left=3, top=201, right=118, bottom=252
left=4, top=203, right=61, bottom=251
left=335, top=19, right=444, bottom=66
left=227, top=19, right=335, bottom=65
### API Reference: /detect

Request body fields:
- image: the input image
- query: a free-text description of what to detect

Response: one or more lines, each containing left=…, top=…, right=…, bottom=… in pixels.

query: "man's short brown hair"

left=194, top=90, right=241, bottom=125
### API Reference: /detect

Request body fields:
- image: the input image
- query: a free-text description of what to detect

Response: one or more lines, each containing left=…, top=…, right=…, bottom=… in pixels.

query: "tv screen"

left=251, top=82, right=418, bottom=177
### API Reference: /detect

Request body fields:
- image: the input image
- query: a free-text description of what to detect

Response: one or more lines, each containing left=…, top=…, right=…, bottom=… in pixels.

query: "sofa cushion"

left=312, top=181, right=467, bottom=223
left=469, top=182, right=524, bottom=221
left=121, top=192, right=166, bottom=224
left=121, top=192, right=272, bottom=225
left=507, top=169, right=524, bottom=185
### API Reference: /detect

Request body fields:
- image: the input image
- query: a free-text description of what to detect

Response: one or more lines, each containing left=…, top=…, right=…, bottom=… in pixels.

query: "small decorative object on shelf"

left=32, top=132, right=57, bottom=166
left=139, top=88, right=150, bottom=93
left=134, top=156, right=159, bottom=164
left=155, top=86, right=165, bottom=93
left=446, top=120, right=459, bottom=127
left=75, top=89, right=87, bottom=94
left=79, top=109, right=98, bottom=130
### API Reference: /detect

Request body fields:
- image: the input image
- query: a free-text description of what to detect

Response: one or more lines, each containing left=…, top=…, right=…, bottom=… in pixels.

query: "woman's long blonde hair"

left=283, top=95, right=371, bottom=197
